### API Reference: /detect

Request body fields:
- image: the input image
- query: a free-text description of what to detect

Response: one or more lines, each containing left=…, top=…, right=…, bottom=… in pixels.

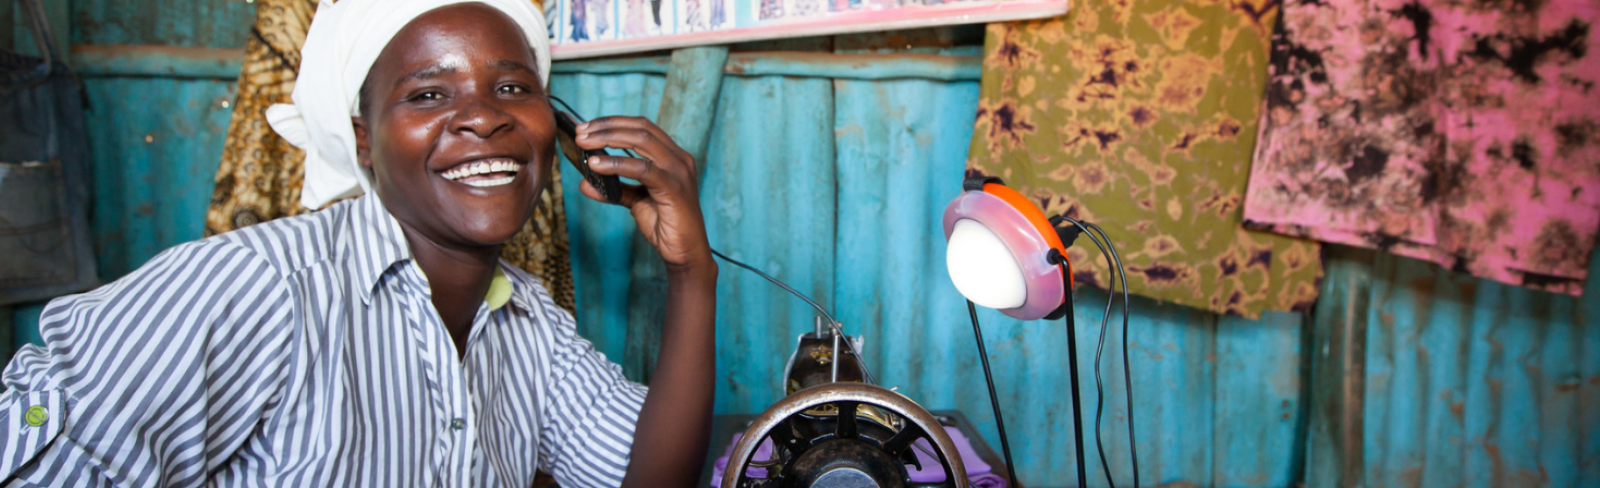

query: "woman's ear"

left=352, top=116, right=374, bottom=169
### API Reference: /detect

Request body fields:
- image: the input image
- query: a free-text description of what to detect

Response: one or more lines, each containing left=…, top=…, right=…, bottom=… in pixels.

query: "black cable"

left=1059, top=218, right=1119, bottom=488
left=548, top=95, right=584, bottom=120
left=1085, top=221, right=1138, bottom=488
left=710, top=248, right=834, bottom=325
left=709, top=248, right=876, bottom=385
left=966, top=301, right=1021, bottom=488
left=1061, top=217, right=1142, bottom=488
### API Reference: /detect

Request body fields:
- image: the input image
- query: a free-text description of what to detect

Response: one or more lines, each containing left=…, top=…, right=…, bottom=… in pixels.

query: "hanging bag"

left=0, top=0, right=98, bottom=305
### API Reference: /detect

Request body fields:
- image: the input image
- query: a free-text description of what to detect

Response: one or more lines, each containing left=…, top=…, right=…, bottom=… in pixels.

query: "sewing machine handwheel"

left=723, top=383, right=969, bottom=488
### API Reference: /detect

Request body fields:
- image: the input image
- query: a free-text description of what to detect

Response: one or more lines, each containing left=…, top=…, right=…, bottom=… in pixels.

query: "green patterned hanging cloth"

left=967, top=0, right=1322, bottom=318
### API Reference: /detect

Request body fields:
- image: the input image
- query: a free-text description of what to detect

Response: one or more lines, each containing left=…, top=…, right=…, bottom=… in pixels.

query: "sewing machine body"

left=720, top=320, right=968, bottom=488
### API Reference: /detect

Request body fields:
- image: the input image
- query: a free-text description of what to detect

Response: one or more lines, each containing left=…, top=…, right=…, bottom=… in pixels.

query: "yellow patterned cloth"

left=205, top=0, right=576, bottom=311
left=967, top=0, right=1322, bottom=318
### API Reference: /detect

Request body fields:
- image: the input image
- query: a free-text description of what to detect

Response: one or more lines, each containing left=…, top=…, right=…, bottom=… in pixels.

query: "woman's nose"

left=449, top=96, right=513, bottom=138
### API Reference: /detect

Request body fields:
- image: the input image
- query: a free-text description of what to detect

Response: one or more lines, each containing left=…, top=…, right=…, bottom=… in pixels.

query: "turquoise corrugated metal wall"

left=73, top=0, right=246, bottom=279
left=73, top=0, right=250, bottom=47
left=82, top=78, right=235, bottom=279
left=8, top=0, right=1597, bottom=486
left=550, top=69, right=1308, bottom=486
left=1315, top=248, right=1600, bottom=488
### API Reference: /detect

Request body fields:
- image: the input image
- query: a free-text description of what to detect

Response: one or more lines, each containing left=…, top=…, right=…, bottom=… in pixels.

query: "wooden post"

left=1306, top=245, right=1372, bottom=488
left=623, top=46, right=729, bottom=382
left=654, top=47, right=730, bottom=169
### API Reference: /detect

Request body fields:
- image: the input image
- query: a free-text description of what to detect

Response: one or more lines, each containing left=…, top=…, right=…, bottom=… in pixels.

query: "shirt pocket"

left=1, top=389, right=66, bottom=478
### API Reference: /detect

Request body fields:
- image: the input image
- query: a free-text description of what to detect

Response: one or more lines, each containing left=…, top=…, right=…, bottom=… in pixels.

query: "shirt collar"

left=346, top=194, right=414, bottom=304
left=498, top=263, right=543, bottom=314
left=345, top=194, right=529, bottom=312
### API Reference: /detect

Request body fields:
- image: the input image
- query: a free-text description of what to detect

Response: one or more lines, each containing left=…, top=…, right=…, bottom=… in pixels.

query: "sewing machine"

left=708, top=319, right=986, bottom=488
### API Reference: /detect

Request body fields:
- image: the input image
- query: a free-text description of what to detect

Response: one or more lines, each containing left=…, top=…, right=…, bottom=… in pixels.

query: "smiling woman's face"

left=354, top=3, right=555, bottom=249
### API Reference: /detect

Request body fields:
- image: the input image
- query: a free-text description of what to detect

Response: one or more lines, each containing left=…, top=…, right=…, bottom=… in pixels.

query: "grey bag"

left=0, top=0, right=98, bottom=305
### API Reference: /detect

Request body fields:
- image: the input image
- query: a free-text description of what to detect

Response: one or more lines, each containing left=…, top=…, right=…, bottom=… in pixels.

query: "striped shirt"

left=1, top=195, right=647, bottom=487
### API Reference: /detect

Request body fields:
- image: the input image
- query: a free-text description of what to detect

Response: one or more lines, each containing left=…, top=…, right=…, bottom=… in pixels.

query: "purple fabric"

left=970, top=473, right=1008, bottom=488
left=709, top=426, right=1002, bottom=487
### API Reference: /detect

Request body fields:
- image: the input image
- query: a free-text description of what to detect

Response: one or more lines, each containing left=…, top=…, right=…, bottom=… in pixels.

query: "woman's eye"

left=499, top=85, right=530, bottom=95
left=411, top=91, right=444, bottom=102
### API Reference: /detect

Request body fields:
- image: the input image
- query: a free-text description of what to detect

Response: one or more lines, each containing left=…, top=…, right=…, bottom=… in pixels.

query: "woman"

left=0, top=1, right=716, bottom=486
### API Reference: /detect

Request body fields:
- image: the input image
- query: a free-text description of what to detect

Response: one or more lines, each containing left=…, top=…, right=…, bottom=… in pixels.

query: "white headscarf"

left=266, top=0, right=552, bottom=210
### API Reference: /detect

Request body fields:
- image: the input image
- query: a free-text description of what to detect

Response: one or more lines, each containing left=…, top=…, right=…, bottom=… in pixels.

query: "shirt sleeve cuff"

left=1, top=389, right=67, bottom=478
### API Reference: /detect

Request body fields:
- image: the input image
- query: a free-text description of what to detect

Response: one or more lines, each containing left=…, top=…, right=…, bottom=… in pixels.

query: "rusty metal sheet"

left=71, top=44, right=243, bottom=78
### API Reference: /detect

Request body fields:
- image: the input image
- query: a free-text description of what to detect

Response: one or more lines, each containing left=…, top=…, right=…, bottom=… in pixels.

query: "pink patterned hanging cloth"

left=1246, top=0, right=1600, bottom=294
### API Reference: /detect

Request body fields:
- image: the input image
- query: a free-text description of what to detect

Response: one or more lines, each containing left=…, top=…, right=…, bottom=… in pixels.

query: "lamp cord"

left=1062, top=219, right=1119, bottom=488
left=967, top=301, right=1020, bottom=488
left=1086, top=221, right=1138, bottom=488
left=1060, top=217, right=1140, bottom=488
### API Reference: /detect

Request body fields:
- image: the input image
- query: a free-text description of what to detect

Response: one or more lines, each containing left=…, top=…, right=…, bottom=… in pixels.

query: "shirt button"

left=24, top=406, right=47, bottom=427
left=450, top=418, right=466, bottom=430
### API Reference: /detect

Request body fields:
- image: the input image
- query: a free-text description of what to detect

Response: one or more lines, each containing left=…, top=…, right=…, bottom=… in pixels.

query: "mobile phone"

left=553, top=111, right=623, bottom=204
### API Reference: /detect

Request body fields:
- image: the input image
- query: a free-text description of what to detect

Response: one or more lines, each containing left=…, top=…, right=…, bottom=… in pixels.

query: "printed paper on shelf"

left=549, top=0, right=1070, bottom=59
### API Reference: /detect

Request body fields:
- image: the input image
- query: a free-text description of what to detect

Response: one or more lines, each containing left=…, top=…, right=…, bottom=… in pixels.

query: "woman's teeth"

left=441, top=158, right=522, bottom=187
left=464, top=175, right=516, bottom=187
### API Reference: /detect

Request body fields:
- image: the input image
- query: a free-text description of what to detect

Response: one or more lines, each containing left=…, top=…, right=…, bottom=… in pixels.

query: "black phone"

left=553, top=111, right=623, bottom=204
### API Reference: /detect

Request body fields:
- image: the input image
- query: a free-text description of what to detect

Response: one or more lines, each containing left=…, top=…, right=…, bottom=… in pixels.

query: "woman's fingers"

left=576, top=117, right=695, bottom=171
left=587, top=155, right=681, bottom=191
left=576, top=118, right=698, bottom=203
left=580, top=116, right=677, bottom=151
left=580, top=130, right=691, bottom=172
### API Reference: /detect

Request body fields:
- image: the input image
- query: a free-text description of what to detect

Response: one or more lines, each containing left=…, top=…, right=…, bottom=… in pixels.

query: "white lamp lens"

left=946, top=219, right=1027, bottom=310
